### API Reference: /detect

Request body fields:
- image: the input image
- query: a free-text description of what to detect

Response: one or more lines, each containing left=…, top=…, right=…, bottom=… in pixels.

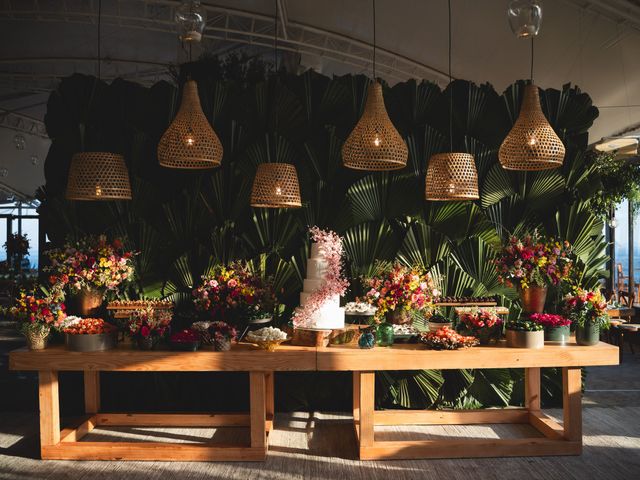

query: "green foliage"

left=588, top=151, right=640, bottom=218
left=39, top=58, right=604, bottom=410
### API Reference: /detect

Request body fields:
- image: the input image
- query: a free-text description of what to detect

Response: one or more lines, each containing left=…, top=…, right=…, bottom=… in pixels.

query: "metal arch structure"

left=0, top=0, right=450, bottom=84
left=0, top=109, right=47, bottom=139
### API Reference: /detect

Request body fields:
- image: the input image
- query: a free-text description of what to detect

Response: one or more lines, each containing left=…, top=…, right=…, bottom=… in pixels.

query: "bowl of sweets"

left=64, top=318, right=117, bottom=352
left=419, top=326, right=479, bottom=350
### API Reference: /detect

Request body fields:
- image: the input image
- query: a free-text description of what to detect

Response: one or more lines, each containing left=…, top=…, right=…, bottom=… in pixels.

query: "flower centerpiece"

left=293, top=227, right=349, bottom=329
left=127, top=305, right=172, bottom=350
left=458, top=309, right=502, bottom=345
left=505, top=318, right=545, bottom=349
left=530, top=313, right=571, bottom=344
left=192, top=321, right=238, bottom=351
left=169, top=329, right=201, bottom=351
left=193, top=262, right=277, bottom=327
left=562, top=288, right=609, bottom=346
left=495, top=233, right=573, bottom=313
left=10, top=287, right=66, bottom=350
left=45, top=235, right=136, bottom=316
left=420, top=327, right=479, bottom=350
left=365, top=264, right=440, bottom=326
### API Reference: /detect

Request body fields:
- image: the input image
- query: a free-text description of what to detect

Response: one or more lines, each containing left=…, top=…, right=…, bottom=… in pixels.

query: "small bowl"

left=250, top=338, right=288, bottom=352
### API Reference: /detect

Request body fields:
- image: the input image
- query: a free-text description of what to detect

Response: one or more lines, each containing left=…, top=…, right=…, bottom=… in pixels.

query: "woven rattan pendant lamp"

left=157, top=2, right=223, bottom=169
left=499, top=3, right=565, bottom=171
left=250, top=0, right=301, bottom=209
left=425, top=0, right=478, bottom=201
left=342, top=0, right=408, bottom=171
left=66, top=0, right=132, bottom=201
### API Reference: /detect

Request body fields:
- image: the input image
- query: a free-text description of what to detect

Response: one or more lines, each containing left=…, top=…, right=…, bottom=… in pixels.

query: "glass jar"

left=376, top=321, right=394, bottom=347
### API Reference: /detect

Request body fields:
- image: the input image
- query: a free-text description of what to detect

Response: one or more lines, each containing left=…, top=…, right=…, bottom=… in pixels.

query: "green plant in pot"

left=505, top=318, right=544, bottom=349
left=495, top=233, right=573, bottom=314
left=562, top=288, right=609, bottom=346
left=529, top=313, right=571, bottom=344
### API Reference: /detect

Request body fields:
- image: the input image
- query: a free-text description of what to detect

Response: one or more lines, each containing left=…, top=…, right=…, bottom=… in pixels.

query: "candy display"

left=420, top=327, right=479, bottom=350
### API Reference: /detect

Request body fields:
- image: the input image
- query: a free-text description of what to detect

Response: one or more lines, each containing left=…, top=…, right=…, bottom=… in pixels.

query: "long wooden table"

left=317, top=341, right=619, bottom=460
left=10, top=340, right=619, bottom=462
left=9, top=343, right=316, bottom=461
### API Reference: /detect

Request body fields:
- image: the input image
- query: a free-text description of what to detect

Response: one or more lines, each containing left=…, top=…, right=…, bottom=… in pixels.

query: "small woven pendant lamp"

left=66, top=152, right=132, bottom=200
left=342, top=0, right=407, bottom=171
left=498, top=83, right=565, bottom=170
left=157, top=79, right=223, bottom=169
left=250, top=163, right=302, bottom=208
left=66, top=0, right=132, bottom=201
left=425, top=0, right=478, bottom=201
left=499, top=13, right=564, bottom=171
left=250, top=0, right=301, bottom=209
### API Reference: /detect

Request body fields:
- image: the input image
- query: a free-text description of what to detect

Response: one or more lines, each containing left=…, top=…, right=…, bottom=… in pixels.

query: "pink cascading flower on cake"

left=293, top=227, right=349, bottom=329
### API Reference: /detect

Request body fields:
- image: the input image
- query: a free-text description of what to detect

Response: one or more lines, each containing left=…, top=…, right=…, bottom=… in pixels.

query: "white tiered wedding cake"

left=299, top=243, right=345, bottom=330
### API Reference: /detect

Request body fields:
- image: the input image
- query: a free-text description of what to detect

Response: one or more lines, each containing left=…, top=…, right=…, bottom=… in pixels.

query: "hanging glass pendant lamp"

left=66, top=0, right=132, bottom=201
left=499, top=4, right=565, bottom=171
left=342, top=0, right=408, bottom=171
left=250, top=0, right=302, bottom=208
left=425, top=0, right=478, bottom=201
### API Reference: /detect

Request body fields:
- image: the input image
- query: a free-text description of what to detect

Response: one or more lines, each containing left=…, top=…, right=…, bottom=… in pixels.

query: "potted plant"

left=127, top=306, right=172, bottom=350
left=496, top=233, right=573, bottom=313
left=530, top=313, right=571, bottom=344
left=562, top=288, right=609, bottom=346
left=428, top=310, right=452, bottom=332
left=45, top=235, right=136, bottom=316
left=458, top=309, right=502, bottom=345
left=505, top=318, right=544, bottom=349
left=365, top=263, right=440, bottom=326
left=10, top=286, right=67, bottom=350
left=208, top=321, right=237, bottom=351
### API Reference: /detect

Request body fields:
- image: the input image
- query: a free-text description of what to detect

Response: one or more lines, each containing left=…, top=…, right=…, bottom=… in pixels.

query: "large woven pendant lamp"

left=499, top=3, right=564, bottom=171
left=66, top=0, right=132, bottom=201
left=342, top=0, right=408, bottom=171
left=250, top=0, right=301, bottom=209
left=425, top=0, right=478, bottom=201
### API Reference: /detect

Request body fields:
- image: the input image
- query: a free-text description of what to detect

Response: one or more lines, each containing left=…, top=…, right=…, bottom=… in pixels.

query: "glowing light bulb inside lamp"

left=373, top=135, right=381, bottom=147
left=95, top=184, right=103, bottom=197
left=446, top=183, right=456, bottom=194
left=527, top=135, right=537, bottom=147
left=275, top=185, right=283, bottom=196
left=184, top=132, right=196, bottom=147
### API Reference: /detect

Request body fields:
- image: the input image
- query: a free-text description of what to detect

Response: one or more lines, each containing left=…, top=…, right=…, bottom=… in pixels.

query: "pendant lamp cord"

left=273, top=0, right=279, bottom=155
left=448, top=0, right=453, bottom=151
left=97, top=0, right=101, bottom=79
left=372, top=0, right=376, bottom=80
left=530, top=36, right=534, bottom=83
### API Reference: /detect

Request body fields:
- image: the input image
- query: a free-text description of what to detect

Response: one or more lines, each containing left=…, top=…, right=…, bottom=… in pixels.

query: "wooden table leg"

left=265, top=371, right=274, bottom=432
left=353, top=371, right=360, bottom=423
left=249, top=372, right=267, bottom=453
left=84, top=371, right=100, bottom=414
left=525, top=367, right=541, bottom=412
left=359, top=372, right=375, bottom=451
left=39, top=370, right=60, bottom=457
left=562, top=367, right=582, bottom=449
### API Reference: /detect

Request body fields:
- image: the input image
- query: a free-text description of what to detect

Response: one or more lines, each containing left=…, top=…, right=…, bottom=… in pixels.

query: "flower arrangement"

left=127, top=305, right=172, bottom=349
left=420, top=327, right=479, bottom=350
left=458, top=309, right=502, bottom=344
left=169, top=329, right=201, bottom=351
left=562, top=288, right=609, bottom=329
left=45, top=235, right=136, bottom=293
left=365, top=264, right=439, bottom=318
left=495, top=233, right=573, bottom=289
left=63, top=318, right=115, bottom=335
left=193, top=262, right=276, bottom=325
left=192, top=320, right=237, bottom=350
left=293, top=227, right=349, bottom=328
left=529, top=313, right=571, bottom=328
left=10, top=286, right=67, bottom=349
left=505, top=318, right=544, bottom=332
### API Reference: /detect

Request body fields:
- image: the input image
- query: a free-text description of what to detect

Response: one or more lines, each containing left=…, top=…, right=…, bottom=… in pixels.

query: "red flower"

left=140, top=326, right=150, bottom=338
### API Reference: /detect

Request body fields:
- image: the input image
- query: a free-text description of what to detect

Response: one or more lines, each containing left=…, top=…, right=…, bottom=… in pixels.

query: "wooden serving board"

left=289, top=324, right=365, bottom=347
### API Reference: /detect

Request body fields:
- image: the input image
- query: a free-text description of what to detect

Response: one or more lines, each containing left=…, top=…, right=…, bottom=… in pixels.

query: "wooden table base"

left=38, top=370, right=274, bottom=461
left=352, top=367, right=583, bottom=460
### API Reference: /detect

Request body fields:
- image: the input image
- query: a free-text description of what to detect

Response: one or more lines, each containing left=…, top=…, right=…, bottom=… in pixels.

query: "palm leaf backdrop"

left=39, top=57, right=604, bottom=411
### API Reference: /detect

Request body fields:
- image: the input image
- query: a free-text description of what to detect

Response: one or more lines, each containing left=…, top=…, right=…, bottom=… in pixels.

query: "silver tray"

left=65, top=332, right=117, bottom=352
